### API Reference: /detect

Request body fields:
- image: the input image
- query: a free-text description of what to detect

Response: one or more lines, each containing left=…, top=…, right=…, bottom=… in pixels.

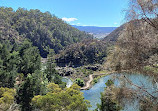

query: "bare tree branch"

left=123, top=75, right=157, bottom=100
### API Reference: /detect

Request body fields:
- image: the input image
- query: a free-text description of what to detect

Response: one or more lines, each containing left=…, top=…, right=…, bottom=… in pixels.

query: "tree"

left=18, top=40, right=41, bottom=76
left=104, top=1, right=158, bottom=110
left=0, top=42, right=19, bottom=88
left=96, top=80, right=122, bottom=111
left=126, top=0, right=158, bottom=29
left=16, top=74, right=35, bottom=111
left=75, top=78, right=85, bottom=87
left=47, top=83, right=62, bottom=93
left=0, top=87, right=16, bottom=104
left=0, top=87, right=16, bottom=111
left=16, top=72, right=47, bottom=111
left=44, top=49, right=57, bottom=82
left=32, top=84, right=90, bottom=111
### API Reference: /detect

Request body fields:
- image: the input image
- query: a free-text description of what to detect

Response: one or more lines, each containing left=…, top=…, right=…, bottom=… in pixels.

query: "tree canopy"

left=32, top=83, right=91, bottom=111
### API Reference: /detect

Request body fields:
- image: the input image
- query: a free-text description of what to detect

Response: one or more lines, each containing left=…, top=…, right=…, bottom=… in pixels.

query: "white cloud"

left=82, top=25, right=89, bottom=26
left=62, top=17, right=78, bottom=22
left=77, top=23, right=80, bottom=25
left=114, top=22, right=118, bottom=25
left=82, top=24, right=96, bottom=26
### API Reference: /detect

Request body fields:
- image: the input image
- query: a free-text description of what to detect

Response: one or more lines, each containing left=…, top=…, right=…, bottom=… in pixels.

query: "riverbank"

left=80, top=70, right=144, bottom=90
left=81, top=72, right=158, bottom=111
left=80, top=70, right=117, bottom=90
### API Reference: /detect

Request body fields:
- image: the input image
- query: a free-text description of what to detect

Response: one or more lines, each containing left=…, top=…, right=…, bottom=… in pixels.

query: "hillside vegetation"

left=56, top=39, right=107, bottom=67
left=0, top=7, right=92, bottom=111
left=0, top=7, right=92, bottom=57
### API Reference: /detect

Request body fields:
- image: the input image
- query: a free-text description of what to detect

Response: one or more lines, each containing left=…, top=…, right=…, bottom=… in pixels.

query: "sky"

left=0, top=0, right=129, bottom=27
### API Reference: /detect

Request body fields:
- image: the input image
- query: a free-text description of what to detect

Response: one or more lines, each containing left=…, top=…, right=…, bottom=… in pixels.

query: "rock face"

left=41, top=58, right=48, bottom=64
left=56, top=64, right=103, bottom=78
left=56, top=67, right=76, bottom=76
left=84, top=64, right=103, bottom=71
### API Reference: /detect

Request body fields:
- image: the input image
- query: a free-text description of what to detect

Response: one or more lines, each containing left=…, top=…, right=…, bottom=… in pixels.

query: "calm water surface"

left=81, top=73, right=157, bottom=111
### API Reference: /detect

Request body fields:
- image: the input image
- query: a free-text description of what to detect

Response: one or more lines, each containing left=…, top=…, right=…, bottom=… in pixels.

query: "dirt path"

left=80, top=75, right=93, bottom=90
left=80, top=71, right=116, bottom=90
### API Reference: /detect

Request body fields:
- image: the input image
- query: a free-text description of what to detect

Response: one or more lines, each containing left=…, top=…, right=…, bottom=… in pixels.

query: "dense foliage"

left=0, top=87, right=16, bottom=110
left=0, top=39, right=84, bottom=111
left=0, top=40, right=41, bottom=87
left=0, top=7, right=92, bottom=57
left=0, top=40, right=43, bottom=110
left=56, top=39, right=107, bottom=67
left=75, top=78, right=85, bottom=87
left=16, top=71, right=48, bottom=111
left=18, top=41, right=41, bottom=76
left=32, top=83, right=90, bottom=111
left=0, top=42, right=19, bottom=88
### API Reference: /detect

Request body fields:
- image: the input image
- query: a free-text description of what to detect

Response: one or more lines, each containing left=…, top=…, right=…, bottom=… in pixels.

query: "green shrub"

left=93, top=78, right=98, bottom=83
left=75, top=78, right=85, bottom=87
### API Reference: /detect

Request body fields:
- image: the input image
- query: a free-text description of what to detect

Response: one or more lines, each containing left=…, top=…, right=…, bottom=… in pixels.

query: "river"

left=62, top=77, right=73, bottom=87
left=63, top=73, right=157, bottom=111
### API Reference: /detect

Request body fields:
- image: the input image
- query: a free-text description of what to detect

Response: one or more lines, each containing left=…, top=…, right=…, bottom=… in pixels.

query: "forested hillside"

left=0, top=7, right=92, bottom=57
left=56, top=39, right=107, bottom=67
left=0, top=7, right=92, bottom=111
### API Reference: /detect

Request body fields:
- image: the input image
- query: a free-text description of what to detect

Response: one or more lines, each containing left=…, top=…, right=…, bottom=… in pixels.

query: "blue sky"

left=1, top=0, right=128, bottom=27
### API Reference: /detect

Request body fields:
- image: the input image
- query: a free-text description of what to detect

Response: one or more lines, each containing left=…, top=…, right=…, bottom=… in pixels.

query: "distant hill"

left=103, top=24, right=124, bottom=43
left=103, top=20, right=145, bottom=43
left=72, top=25, right=117, bottom=39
